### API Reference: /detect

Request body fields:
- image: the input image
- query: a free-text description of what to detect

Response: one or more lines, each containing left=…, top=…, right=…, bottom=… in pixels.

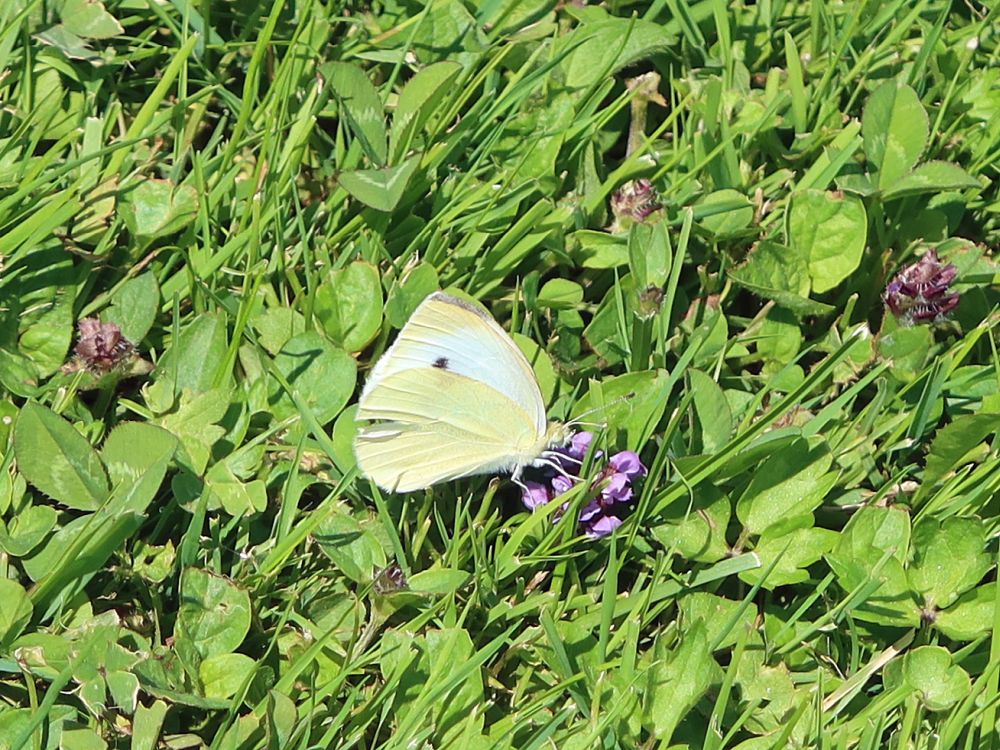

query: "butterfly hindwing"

left=355, top=369, right=543, bottom=491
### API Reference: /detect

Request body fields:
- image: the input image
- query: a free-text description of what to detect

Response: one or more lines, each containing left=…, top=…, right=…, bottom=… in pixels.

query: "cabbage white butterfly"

left=354, top=291, right=571, bottom=492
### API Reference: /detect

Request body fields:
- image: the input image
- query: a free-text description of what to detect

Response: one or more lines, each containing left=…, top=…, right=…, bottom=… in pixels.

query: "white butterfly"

left=354, top=291, right=571, bottom=492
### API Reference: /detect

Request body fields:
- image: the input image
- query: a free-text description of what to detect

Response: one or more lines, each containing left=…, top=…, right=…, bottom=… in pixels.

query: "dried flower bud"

left=883, top=250, right=960, bottom=326
left=373, top=563, right=408, bottom=594
left=68, top=318, right=135, bottom=374
left=610, top=179, right=662, bottom=232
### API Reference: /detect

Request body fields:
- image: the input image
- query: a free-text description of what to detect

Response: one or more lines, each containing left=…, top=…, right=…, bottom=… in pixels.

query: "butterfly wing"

left=360, top=292, right=547, bottom=435
left=355, top=292, right=549, bottom=491
left=356, top=367, right=544, bottom=491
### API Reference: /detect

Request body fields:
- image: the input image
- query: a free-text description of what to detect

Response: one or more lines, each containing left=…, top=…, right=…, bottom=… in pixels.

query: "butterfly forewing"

left=359, top=293, right=546, bottom=434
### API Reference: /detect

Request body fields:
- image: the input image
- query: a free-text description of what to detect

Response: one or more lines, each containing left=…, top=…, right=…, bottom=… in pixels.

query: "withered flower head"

left=610, top=178, right=662, bottom=231
left=883, top=250, right=960, bottom=326
left=373, top=563, right=408, bottom=594
left=70, top=318, right=135, bottom=374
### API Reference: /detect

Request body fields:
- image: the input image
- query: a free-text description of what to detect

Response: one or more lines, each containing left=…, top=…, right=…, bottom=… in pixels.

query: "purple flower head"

left=883, top=250, right=960, bottom=326
left=610, top=179, right=663, bottom=232
left=69, top=318, right=135, bottom=374
left=519, top=432, right=647, bottom=538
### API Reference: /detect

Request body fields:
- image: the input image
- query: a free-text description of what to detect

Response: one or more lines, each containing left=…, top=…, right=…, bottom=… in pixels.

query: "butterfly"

left=354, top=291, right=571, bottom=492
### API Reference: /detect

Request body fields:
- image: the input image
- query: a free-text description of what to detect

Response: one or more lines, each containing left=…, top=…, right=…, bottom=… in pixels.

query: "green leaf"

left=326, top=62, right=387, bottom=167
left=0, top=578, right=32, bottom=648
left=104, top=272, right=160, bottom=343
left=60, top=0, right=123, bottom=39
left=644, top=622, right=719, bottom=740
left=408, top=568, right=470, bottom=595
left=570, top=230, right=628, bottom=269
left=627, top=222, right=671, bottom=291
left=252, top=306, right=305, bottom=355
left=862, top=79, right=929, bottom=191
left=200, top=653, right=256, bottom=700
left=19, top=296, right=73, bottom=378
left=537, top=278, right=584, bottom=309
left=100, top=422, right=177, bottom=491
left=921, top=413, right=1000, bottom=491
left=678, top=593, right=755, bottom=651
left=825, top=506, right=920, bottom=626
left=0, top=503, right=57, bottom=556
left=175, top=568, right=252, bottom=660
left=736, top=438, right=834, bottom=536
left=935, top=585, right=995, bottom=641
left=877, top=324, right=933, bottom=383
left=315, top=507, right=388, bottom=584
left=883, top=160, right=980, bottom=200
left=132, top=701, right=168, bottom=750
left=153, top=388, right=228, bottom=475
left=121, top=179, right=198, bottom=240
left=385, top=263, right=439, bottom=329
left=204, top=460, right=266, bottom=517
left=338, top=155, right=420, bottom=212
left=154, top=313, right=229, bottom=395
left=558, top=19, right=675, bottom=88
left=331, top=403, right=360, bottom=476
left=271, top=332, right=357, bottom=426
left=787, top=190, right=868, bottom=293
left=572, top=369, right=670, bottom=450
left=58, top=728, right=107, bottom=750
left=651, top=485, right=731, bottom=563
left=729, top=241, right=834, bottom=316
left=741, top=527, right=838, bottom=589
left=389, top=61, right=462, bottom=162
left=36, top=24, right=101, bottom=62
left=314, top=261, right=384, bottom=353
left=512, top=333, right=557, bottom=406
left=695, top=189, right=754, bottom=238
left=14, top=401, right=109, bottom=510
left=908, top=517, right=990, bottom=609
left=689, top=369, right=732, bottom=454
left=900, top=646, right=970, bottom=711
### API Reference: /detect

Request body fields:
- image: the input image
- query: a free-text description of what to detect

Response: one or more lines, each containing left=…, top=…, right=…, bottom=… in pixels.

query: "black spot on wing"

left=432, top=357, right=449, bottom=370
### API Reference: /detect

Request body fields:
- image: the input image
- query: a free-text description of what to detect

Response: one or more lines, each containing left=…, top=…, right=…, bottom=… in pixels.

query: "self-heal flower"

left=883, top=250, right=960, bottom=326
left=67, top=318, right=135, bottom=374
left=519, top=431, right=647, bottom=538
left=610, top=178, right=663, bottom=232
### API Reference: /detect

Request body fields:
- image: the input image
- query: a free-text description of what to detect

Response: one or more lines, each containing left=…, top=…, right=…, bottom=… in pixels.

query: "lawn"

left=1, top=0, right=999, bottom=748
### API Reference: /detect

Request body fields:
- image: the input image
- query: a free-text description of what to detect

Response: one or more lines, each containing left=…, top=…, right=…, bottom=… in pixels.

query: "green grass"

left=1, top=0, right=1000, bottom=748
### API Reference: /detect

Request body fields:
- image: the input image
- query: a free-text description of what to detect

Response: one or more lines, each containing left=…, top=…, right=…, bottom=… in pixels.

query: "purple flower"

left=550, top=474, right=575, bottom=495
left=519, top=432, right=647, bottom=538
left=610, top=179, right=662, bottom=232
left=569, top=431, right=594, bottom=459
left=522, top=481, right=551, bottom=509
left=587, top=514, right=623, bottom=538
left=609, top=451, right=645, bottom=479
left=600, top=473, right=632, bottom=503
left=67, top=318, right=135, bottom=374
left=883, top=250, right=960, bottom=326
